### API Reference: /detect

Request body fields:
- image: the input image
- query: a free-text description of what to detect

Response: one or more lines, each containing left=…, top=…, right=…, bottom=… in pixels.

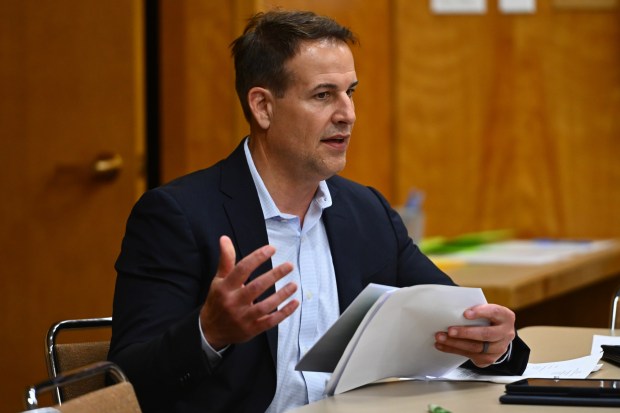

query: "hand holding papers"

left=296, top=284, right=489, bottom=395
left=443, top=353, right=603, bottom=384
left=443, top=332, right=620, bottom=384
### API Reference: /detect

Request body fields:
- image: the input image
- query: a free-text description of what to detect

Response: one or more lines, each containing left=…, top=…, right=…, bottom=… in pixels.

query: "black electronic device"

left=602, top=345, right=620, bottom=368
left=499, top=378, right=620, bottom=407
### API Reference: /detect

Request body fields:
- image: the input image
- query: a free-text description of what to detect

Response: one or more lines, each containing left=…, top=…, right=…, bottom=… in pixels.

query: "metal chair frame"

left=25, top=361, right=127, bottom=410
left=611, top=288, right=620, bottom=334
left=46, top=317, right=113, bottom=404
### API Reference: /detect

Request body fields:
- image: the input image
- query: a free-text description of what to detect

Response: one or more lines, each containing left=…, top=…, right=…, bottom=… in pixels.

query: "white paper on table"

left=591, top=335, right=620, bottom=355
left=324, top=284, right=488, bottom=395
left=440, top=353, right=603, bottom=384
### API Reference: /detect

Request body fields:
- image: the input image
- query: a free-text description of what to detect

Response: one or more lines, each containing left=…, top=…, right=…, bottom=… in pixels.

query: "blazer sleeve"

left=108, top=188, right=213, bottom=408
left=461, top=334, right=530, bottom=375
left=368, top=186, right=531, bottom=376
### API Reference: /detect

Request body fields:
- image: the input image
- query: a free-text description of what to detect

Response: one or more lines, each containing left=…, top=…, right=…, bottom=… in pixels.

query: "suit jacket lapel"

left=219, top=139, right=279, bottom=362
left=323, top=179, right=366, bottom=313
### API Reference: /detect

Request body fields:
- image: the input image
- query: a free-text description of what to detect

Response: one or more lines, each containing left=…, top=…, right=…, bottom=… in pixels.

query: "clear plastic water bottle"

left=399, top=189, right=425, bottom=244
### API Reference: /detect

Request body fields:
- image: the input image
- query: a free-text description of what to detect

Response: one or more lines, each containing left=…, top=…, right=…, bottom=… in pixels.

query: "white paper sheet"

left=324, top=284, right=488, bottom=395
left=591, top=335, right=620, bottom=354
left=440, top=353, right=603, bottom=384
left=296, top=283, right=396, bottom=372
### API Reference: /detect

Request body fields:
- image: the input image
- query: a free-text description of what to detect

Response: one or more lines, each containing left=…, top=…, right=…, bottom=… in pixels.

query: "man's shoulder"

left=326, top=175, right=392, bottom=217
left=326, top=174, right=367, bottom=192
left=327, top=175, right=384, bottom=201
left=136, top=162, right=225, bottom=212
left=162, top=164, right=222, bottom=191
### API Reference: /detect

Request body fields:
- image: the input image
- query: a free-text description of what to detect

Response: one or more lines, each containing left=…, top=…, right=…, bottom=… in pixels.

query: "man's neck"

left=248, top=137, right=319, bottom=222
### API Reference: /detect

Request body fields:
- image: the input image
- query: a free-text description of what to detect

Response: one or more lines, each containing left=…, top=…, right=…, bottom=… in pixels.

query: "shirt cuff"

left=198, top=317, right=228, bottom=367
left=492, top=341, right=512, bottom=365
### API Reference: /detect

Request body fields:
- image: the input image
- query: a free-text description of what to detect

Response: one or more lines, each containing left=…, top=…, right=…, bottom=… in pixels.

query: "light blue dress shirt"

left=241, top=141, right=340, bottom=413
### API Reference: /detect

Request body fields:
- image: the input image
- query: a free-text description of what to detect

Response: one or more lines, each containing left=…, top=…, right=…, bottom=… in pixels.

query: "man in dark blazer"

left=108, top=10, right=529, bottom=413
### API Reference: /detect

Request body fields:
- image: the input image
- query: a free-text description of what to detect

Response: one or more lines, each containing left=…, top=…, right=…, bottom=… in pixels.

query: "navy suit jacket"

left=109, top=140, right=529, bottom=412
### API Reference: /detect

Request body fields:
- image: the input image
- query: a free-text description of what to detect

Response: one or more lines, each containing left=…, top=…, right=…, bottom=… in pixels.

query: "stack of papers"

left=431, top=240, right=614, bottom=265
left=296, top=283, right=618, bottom=395
left=296, top=283, right=489, bottom=395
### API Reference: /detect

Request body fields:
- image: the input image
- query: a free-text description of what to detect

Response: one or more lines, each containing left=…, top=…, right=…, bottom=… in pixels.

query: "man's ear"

left=248, top=87, right=273, bottom=129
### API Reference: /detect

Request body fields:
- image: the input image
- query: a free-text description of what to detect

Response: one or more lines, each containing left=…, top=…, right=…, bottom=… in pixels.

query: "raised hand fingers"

left=201, top=240, right=298, bottom=350
left=239, top=261, right=294, bottom=304
left=216, top=235, right=237, bottom=277
left=246, top=283, right=300, bottom=334
left=244, top=276, right=297, bottom=320
left=216, top=236, right=277, bottom=289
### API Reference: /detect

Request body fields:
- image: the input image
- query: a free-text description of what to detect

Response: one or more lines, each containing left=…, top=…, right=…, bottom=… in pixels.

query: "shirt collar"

left=243, top=138, right=332, bottom=220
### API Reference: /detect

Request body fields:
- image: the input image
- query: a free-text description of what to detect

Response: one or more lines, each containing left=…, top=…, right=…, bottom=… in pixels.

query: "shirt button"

left=306, top=291, right=313, bottom=300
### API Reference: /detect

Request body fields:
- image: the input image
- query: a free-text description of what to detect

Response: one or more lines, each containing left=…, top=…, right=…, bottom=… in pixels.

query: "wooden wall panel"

left=394, top=0, right=620, bottom=238
left=160, top=1, right=241, bottom=184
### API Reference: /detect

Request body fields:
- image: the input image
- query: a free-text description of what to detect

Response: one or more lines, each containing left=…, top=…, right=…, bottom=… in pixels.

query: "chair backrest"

left=24, top=361, right=141, bottom=413
left=46, top=317, right=112, bottom=403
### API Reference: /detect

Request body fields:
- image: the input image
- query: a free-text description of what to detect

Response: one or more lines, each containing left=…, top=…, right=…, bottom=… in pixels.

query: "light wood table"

left=444, top=240, right=620, bottom=310
left=290, top=326, right=620, bottom=413
left=443, top=241, right=620, bottom=327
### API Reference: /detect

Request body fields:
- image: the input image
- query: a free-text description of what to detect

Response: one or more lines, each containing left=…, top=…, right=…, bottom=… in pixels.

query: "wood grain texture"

left=160, top=0, right=240, bottom=184
left=445, top=241, right=620, bottom=312
left=0, top=1, right=144, bottom=411
left=394, top=0, right=620, bottom=238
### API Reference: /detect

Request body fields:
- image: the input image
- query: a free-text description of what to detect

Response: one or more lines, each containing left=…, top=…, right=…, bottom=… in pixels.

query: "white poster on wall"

left=430, top=0, right=487, bottom=14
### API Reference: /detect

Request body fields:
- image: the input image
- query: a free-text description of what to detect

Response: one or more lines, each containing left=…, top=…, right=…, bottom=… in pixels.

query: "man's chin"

left=323, top=160, right=346, bottom=179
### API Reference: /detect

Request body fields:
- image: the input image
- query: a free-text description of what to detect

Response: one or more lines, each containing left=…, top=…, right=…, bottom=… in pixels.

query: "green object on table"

left=419, top=229, right=514, bottom=255
left=428, top=404, right=452, bottom=413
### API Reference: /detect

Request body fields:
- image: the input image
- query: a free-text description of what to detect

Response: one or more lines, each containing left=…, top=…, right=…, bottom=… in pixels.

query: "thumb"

left=216, top=235, right=236, bottom=278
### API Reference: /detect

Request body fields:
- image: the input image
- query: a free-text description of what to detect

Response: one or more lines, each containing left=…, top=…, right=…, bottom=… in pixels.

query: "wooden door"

left=0, top=1, right=144, bottom=410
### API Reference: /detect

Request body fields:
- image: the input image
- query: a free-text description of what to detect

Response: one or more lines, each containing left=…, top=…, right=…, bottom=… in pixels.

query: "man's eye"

left=346, top=88, right=356, bottom=97
left=316, top=92, right=330, bottom=99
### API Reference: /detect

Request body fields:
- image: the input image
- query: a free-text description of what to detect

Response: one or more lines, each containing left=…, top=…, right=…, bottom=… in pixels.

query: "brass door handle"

left=92, top=153, right=123, bottom=180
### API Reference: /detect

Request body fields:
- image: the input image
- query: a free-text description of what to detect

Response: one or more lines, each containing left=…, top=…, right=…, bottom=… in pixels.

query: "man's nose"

left=334, top=93, right=356, bottom=124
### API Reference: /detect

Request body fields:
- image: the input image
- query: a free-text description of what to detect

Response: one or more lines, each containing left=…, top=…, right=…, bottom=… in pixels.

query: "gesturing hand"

left=199, top=236, right=299, bottom=350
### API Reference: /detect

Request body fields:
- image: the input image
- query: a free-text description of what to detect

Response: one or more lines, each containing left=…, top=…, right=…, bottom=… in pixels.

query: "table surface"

left=443, top=240, right=620, bottom=310
left=290, top=326, right=620, bottom=412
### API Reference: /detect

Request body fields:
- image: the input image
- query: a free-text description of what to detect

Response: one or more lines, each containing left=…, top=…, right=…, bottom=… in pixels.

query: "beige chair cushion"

left=55, top=382, right=141, bottom=413
left=55, top=341, right=111, bottom=401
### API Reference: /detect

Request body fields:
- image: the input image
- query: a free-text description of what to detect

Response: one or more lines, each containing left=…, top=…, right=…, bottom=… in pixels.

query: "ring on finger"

left=481, top=341, right=490, bottom=354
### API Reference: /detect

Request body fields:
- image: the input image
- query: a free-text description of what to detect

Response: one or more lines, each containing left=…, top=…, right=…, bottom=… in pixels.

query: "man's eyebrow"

left=311, top=80, right=359, bottom=92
